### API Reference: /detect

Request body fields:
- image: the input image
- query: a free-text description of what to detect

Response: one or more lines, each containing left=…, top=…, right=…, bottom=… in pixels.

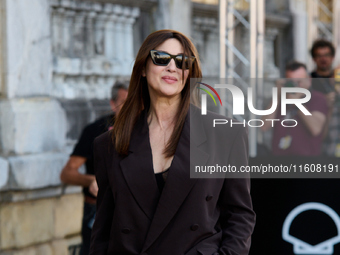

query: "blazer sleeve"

left=217, top=127, right=256, bottom=255
left=89, top=134, right=115, bottom=255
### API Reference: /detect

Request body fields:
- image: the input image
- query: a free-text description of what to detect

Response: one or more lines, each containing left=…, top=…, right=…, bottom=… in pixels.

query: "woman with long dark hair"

left=90, top=29, right=255, bottom=255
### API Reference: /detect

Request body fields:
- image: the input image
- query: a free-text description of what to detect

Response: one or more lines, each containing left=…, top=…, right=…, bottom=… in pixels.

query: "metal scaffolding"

left=307, top=0, right=339, bottom=65
left=219, top=0, right=265, bottom=157
left=217, top=0, right=339, bottom=156
left=332, top=0, right=340, bottom=65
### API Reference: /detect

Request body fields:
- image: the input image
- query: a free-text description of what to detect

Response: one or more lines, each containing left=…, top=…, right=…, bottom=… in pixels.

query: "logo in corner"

left=282, top=202, right=340, bottom=255
left=197, top=82, right=222, bottom=115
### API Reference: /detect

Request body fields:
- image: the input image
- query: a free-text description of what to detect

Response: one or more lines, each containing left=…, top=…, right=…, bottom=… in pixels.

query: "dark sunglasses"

left=149, top=50, right=195, bottom=69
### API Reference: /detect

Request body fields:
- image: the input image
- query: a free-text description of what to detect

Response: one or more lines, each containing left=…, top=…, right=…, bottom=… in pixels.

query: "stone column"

left=289, top=0, right=308, bottom=64
left=52, top=7, right=64, bottom=56
left=122, top=7, right=133, bottom=75
left=155, top=0, right=170, bottom=30
left=73, top=12, right=86, bottom=58
left=60, top=0, right=72, bottom=57
left=156, top=0, right=192, bottom=36
left=171, top=0, right=192, bottom=36
left=192, top=17, right=205, bottom=58
left=103, top=4, right=115, bottom=60
left=94, top=14, right=107, bottom=56
left=202, top=18, right=219, bottom=77
left=85, top=11, right=96, bottom=58
left=113, top=5, right=124, bottom=64
left=124, top=7, right=140, bottom=74
left=62, top=10, right=75, bottom=58
left=104, top=14, right=116, bottom=60
left=116, top=16, right=128, bottom=74
left=264, top=28, right=280, bottom=79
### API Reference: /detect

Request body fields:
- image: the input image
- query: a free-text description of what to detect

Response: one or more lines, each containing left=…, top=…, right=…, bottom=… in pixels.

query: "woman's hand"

left=89, top=179, right=98, bottom=197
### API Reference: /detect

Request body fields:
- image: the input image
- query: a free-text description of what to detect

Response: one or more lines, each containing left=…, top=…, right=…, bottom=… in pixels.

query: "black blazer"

left=90, top=106, right=256, bottom=255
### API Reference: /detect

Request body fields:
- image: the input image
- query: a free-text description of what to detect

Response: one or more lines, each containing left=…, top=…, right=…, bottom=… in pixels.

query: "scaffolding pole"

left=307, top=0, right=319, bottom=69
left=257, top=0, right=265, bottom=145
left=249, top=0, right=256, bottom=157
left=220, top=0, right=264, bottom=156
left=226, top=0, right=235, bottom=118
left=333, top=0, right=340, bottom=66
left=227, top=0, right=235, bottom=78
left=219, top=0, right=226, bottom=116
left=257, top=0, right=264, bottom=81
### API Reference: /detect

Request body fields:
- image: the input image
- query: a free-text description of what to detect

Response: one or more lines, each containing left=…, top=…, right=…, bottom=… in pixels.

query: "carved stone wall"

left=0, top=1, right=141, bottom=254
left=192, top=16, right=219, bottom=77
left=50, top=0, right=139, bottom=99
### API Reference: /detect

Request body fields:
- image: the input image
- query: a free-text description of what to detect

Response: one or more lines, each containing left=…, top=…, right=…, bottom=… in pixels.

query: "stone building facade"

left=0, top=1, right=145, bottom=254
left=0, top=0, right=296, bottom=254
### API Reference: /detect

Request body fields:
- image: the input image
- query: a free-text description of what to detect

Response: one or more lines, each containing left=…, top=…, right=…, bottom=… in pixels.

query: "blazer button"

left=190, top=224, right=199, bottom=231
left=122, top=228, right=131, bottom=234
left=206, top=195, right=213, bottom=201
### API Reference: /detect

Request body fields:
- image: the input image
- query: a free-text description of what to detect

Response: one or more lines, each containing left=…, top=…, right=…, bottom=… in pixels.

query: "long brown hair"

left=113, top=29, right=202, bottom=157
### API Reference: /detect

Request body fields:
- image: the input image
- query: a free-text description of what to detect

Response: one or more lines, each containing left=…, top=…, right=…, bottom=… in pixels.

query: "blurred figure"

left=309, top=39, right=340, bottom=157
left=310, top=39, right=336, bottom=107
left=262, top=61, right=328, bottom=156
left=310, top=39, right=335, bottom=81
left=60, top=81, right=128, bottom=255
left=322, top=65, right=340, bottom=157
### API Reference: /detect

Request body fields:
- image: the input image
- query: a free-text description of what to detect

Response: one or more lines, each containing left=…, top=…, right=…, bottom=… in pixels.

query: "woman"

left=90, top=29, right=255, bottom=255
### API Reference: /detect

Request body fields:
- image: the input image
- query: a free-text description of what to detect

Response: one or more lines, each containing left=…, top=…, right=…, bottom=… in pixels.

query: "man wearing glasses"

left=310, top=39, right=336, bottom=102
left=310, top=39, right=335, bottom=81
left=310, top=39, right=340, bottom=157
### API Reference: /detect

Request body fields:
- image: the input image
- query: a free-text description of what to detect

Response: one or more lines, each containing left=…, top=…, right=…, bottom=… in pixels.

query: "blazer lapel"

left=120, top=111, right=160, bottom=221
left=141, top=105, right=209, bottom=252
left=189, top=105, right=210, bottom=172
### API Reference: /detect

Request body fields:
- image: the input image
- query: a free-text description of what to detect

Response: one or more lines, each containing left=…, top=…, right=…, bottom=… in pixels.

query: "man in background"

left=310, top=39, right=340, bottom=156
left=60, top=81, right=128, bottom=255
left=310, top=39, right=336, bottom=103
left=261, top=61, right=328, bottom=156
left=310, top=39, right=335, bottom=82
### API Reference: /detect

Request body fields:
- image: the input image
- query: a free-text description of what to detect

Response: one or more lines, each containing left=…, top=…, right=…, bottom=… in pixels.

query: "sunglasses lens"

left=175, top=55, right=184, bottom=69
left=151, top=51, right=171, bottom=65
left=177, top=56, right=193, bottom=69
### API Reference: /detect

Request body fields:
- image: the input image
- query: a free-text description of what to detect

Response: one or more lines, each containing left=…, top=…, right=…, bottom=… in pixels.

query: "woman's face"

left=143, top=38, right=189, bottom=101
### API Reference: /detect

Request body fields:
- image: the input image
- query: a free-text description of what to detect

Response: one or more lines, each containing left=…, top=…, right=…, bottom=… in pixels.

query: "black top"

left=72, top=114, right=114, bottom=198
left=155, top=168, right=170, bottom=193
left=311, top=71, right=334, bottom=94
